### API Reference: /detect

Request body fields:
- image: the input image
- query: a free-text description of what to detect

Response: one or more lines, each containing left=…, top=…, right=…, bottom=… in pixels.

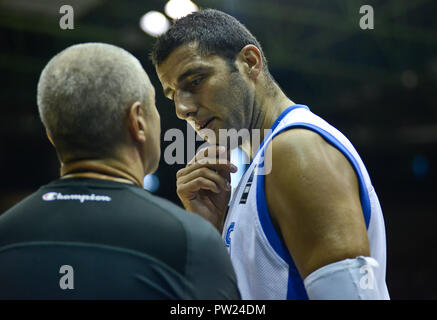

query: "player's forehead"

left=156, top=43, right=224, bottom=86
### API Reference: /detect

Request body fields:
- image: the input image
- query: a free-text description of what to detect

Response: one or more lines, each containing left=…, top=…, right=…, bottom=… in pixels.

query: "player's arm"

left=265, top=129, right=380, bottom=299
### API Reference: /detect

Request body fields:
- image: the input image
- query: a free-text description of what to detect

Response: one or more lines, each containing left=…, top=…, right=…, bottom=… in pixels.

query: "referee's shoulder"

left=128, top=187, right=221, bottom=239
left=0, top=187, right=44, bottom=220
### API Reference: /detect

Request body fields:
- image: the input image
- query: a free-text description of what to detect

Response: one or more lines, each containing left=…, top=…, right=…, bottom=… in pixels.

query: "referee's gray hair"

left=37, top=42, right=151, bottom=158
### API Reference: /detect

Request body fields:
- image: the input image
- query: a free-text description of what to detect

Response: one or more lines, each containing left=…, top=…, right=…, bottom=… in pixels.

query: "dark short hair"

left=151, top=9, right=268, bottom=71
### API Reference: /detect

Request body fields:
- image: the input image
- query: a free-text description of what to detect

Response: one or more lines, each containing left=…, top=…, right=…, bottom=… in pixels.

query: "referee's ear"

left=46, top=129, right=56, bottom=148
left=127, top=101, right=147, bottom=144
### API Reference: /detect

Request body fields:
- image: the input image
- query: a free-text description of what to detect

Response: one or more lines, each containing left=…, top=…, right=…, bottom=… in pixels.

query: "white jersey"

left=222, top=105, right=389, bottom=300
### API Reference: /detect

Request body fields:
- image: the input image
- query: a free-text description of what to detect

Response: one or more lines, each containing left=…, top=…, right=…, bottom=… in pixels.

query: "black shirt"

left=0, top=178, right=240, bottom=299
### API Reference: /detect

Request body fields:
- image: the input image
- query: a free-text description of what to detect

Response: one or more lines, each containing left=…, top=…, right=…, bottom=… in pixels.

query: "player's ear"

left=46, top=129, right=56, bottom=147
left=128, top=101, right=147, bottom=143
left=238, top=44, right=263, bottom=79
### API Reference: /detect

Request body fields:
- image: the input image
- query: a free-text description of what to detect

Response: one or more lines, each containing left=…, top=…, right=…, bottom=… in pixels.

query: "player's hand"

left=176, top=145, right=237, bottom=232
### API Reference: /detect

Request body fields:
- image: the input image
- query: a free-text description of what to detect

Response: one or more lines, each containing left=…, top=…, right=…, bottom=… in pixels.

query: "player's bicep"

left=265, top=129, right=370, bottom=279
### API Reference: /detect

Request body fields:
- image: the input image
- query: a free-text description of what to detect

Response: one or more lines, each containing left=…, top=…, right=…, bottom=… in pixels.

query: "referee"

left=0, top=43, right=240, bottom=300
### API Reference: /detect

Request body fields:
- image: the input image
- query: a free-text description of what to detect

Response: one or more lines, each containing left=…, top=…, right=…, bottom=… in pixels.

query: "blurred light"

left=430, top=58, right=437, bottom=74
left=412, top=155, right=429, bottom=179
left=144, top=174, right=160, bottom=192
left=164, top=0, right=199, bottom=20
left=229, top=148, right=249, bottom=202
left=362, top=84, right=380, bottom=101
left=429, top=58, right=437, bottom=79
left=139, top=11, right=170, bottom=37
left=401, top=70, right=418, bottom=89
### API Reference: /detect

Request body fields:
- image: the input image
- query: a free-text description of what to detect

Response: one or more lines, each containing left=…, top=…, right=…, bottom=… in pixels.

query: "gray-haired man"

left=0, top=43, right=240, bottom=299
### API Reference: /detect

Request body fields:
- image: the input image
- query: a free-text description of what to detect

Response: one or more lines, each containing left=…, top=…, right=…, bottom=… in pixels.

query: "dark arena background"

left=0, top=0, right=436, bottom=300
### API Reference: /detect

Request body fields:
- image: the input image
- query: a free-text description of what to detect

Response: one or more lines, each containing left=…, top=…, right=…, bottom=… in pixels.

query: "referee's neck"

left=59, top=157, right=144, bottom=188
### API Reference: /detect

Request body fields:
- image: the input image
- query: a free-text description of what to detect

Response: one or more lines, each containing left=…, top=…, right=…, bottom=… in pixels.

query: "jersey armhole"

left=255, top=122, right=372, bottom=299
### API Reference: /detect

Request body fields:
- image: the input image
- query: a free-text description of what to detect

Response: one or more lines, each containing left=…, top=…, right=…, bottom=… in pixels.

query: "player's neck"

left=242, top=85, right=294, bottom=159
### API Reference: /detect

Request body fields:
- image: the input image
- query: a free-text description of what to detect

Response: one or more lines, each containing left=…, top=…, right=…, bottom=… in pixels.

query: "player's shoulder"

left=266, top=128, right=330, bottom=172
left=264, top=127, right=355, bottom=197
left=271, top=128, right=326, bottom=153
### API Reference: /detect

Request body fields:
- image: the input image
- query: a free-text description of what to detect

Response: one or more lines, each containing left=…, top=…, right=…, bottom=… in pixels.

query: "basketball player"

left=0, top=43, right=240, bottom=299
left=152, top=9, right=390, bottom=299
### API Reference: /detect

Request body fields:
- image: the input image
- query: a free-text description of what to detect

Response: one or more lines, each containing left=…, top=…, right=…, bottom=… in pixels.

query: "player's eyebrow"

left=176, top=66, right=212, bottom=85
left=163, top=66, right=212, bottom=99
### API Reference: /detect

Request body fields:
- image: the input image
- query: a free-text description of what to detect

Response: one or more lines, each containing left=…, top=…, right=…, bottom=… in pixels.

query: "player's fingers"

left=217, top=148, right=233, bottom=181
left=177, top=176, right=220, bottom=197
left=176, top=161, right=237, bottom=179
left=188, top=145, right=226, bottom=166
left=177, top=167, right=231, bottom=192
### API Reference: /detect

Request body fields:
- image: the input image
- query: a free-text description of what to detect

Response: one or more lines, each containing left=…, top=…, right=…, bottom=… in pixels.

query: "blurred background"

left=0, top=0, right=436, bottom=299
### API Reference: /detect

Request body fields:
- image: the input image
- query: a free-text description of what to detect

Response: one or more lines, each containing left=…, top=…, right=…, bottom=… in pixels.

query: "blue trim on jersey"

left=255, top=105, right=310, bottom=300
left=255, top=111, right=371, bottom=300
left=250, top=105, right=309, bottom=168
left=269, top=123, right=371, bottom=228
left=256, top=163, right=308, bottom=300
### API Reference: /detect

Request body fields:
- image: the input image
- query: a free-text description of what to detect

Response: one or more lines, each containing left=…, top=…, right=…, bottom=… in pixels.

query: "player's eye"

left=179, top=74, right=207, bottom=93
left=191, top=77, right=203, bottom=86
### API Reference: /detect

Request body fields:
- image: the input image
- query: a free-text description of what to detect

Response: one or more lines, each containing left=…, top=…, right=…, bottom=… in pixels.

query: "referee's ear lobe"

left=46, top=129, right=56, bottom=147
left=128, top=101, right=147, bottom=144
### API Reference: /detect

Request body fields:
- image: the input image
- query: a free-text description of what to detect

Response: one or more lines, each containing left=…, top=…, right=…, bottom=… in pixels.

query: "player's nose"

left=174, top=90, right=198, bottom=120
